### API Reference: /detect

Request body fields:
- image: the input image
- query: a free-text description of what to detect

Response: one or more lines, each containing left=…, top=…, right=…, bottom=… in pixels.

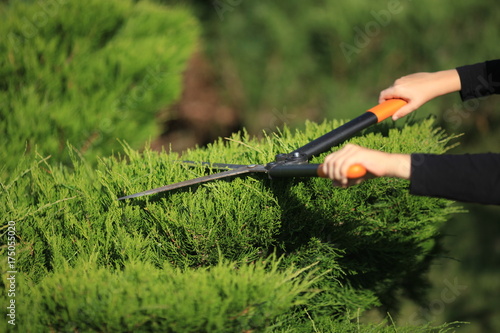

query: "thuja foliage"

left=0, top=0, right=199, bottom=178
left=1, top=118, right=462, bottom=331
left=7, top=261, right=460, bottom=332
left=16, top=259, right=322, bottom=332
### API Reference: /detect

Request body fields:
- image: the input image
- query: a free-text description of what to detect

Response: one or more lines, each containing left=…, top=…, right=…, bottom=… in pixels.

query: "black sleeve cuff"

left=456, top=60, right=500, bottom=101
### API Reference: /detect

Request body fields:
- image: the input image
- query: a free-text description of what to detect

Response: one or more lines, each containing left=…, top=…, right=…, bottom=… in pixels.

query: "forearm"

left=382, top=153, right=411, bottom=179
left=425, top=69, right=462, bottom=98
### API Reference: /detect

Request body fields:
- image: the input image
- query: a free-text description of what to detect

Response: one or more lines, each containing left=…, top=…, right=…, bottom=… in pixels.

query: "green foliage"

left=1, top=118, right=462, bottom=331
left=15, top=259, right=322, bottom=332
left=275, top=312, right=463, bottom=333
left=0, top=0, right=199, bottom=178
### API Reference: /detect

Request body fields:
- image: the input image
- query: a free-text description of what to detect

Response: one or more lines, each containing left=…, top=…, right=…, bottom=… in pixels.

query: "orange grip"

left=346, top=164, right=367, bottom=178
left=317, top=163, right=367, bottom=179
left=368, top=99, right=407, bottom=122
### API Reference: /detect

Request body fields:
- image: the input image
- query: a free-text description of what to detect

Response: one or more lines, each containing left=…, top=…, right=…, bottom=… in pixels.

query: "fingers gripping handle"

left=312, top=99, right=406, bottom=179
left=346, top=164, right=367, bottom=178
left=267, top=164, right=366, bottom=179
left=317, top=163, right=367, bottom=179
left=368, top=99, right=408, bottom=122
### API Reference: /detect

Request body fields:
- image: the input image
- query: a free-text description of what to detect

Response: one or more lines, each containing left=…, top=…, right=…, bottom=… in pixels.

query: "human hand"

left=379, top=69, right=461, bottom=120
left=322, top=144, right=411, bottom=187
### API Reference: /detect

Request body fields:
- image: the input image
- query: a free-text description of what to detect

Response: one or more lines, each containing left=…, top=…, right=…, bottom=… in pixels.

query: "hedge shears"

left=118, top=99, right=407, bottom=200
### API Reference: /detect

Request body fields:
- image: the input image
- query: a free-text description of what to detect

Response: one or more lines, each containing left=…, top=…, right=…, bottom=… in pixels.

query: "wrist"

left=431, top=69, right=461, bottom=97
left=385, top=153, right=411, bottom=180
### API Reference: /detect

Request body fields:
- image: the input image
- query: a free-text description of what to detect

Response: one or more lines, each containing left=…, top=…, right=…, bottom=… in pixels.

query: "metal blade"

left=182, top=160, right=248, bottom=170
left=118, top=165, right=267, bottom=200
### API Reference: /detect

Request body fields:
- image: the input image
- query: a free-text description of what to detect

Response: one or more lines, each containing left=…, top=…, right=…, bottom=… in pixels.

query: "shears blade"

left=117, top=164, right=267, bottom=200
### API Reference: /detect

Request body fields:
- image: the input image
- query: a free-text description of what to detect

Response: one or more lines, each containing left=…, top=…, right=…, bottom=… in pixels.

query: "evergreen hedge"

left=1, top=118, right=462, bottom=331
left=0, top=0, right=199, bottom=178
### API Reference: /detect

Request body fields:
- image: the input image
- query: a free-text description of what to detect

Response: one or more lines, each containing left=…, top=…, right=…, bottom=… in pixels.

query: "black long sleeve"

left=408, top=60, right=500, bottom=205
left=410, top=153, right=500, bottom=205
left=456, top=59, right=500, bottom=101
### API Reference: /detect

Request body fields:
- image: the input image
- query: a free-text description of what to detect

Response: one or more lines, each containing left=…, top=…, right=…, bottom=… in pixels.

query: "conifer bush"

left=0, top=0, right=199, bottom=178
left=16, top=259, right=322, bottom=332
left=1, top=118, right=462, bottom=331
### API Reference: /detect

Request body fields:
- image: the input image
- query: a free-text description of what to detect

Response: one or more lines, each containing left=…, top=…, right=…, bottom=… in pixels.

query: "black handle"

left=290, top=99, right=408, bottom=160
left=291, top=112, right=378, bottom=160
left=268, top=164, right=322, bottom=178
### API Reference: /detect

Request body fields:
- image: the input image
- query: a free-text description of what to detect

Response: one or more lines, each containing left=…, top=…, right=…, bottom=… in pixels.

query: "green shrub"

left=0, top=0, right=199, bottom=178
left=15, top=259, right=322, bottom=332
left=1, top=117, right=462, bottom=331
left=6, top=260, right=462, bottom=333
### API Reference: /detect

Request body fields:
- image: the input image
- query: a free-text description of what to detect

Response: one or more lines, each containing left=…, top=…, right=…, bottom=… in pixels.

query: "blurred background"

left=152, top=0, right=500, bottom=331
